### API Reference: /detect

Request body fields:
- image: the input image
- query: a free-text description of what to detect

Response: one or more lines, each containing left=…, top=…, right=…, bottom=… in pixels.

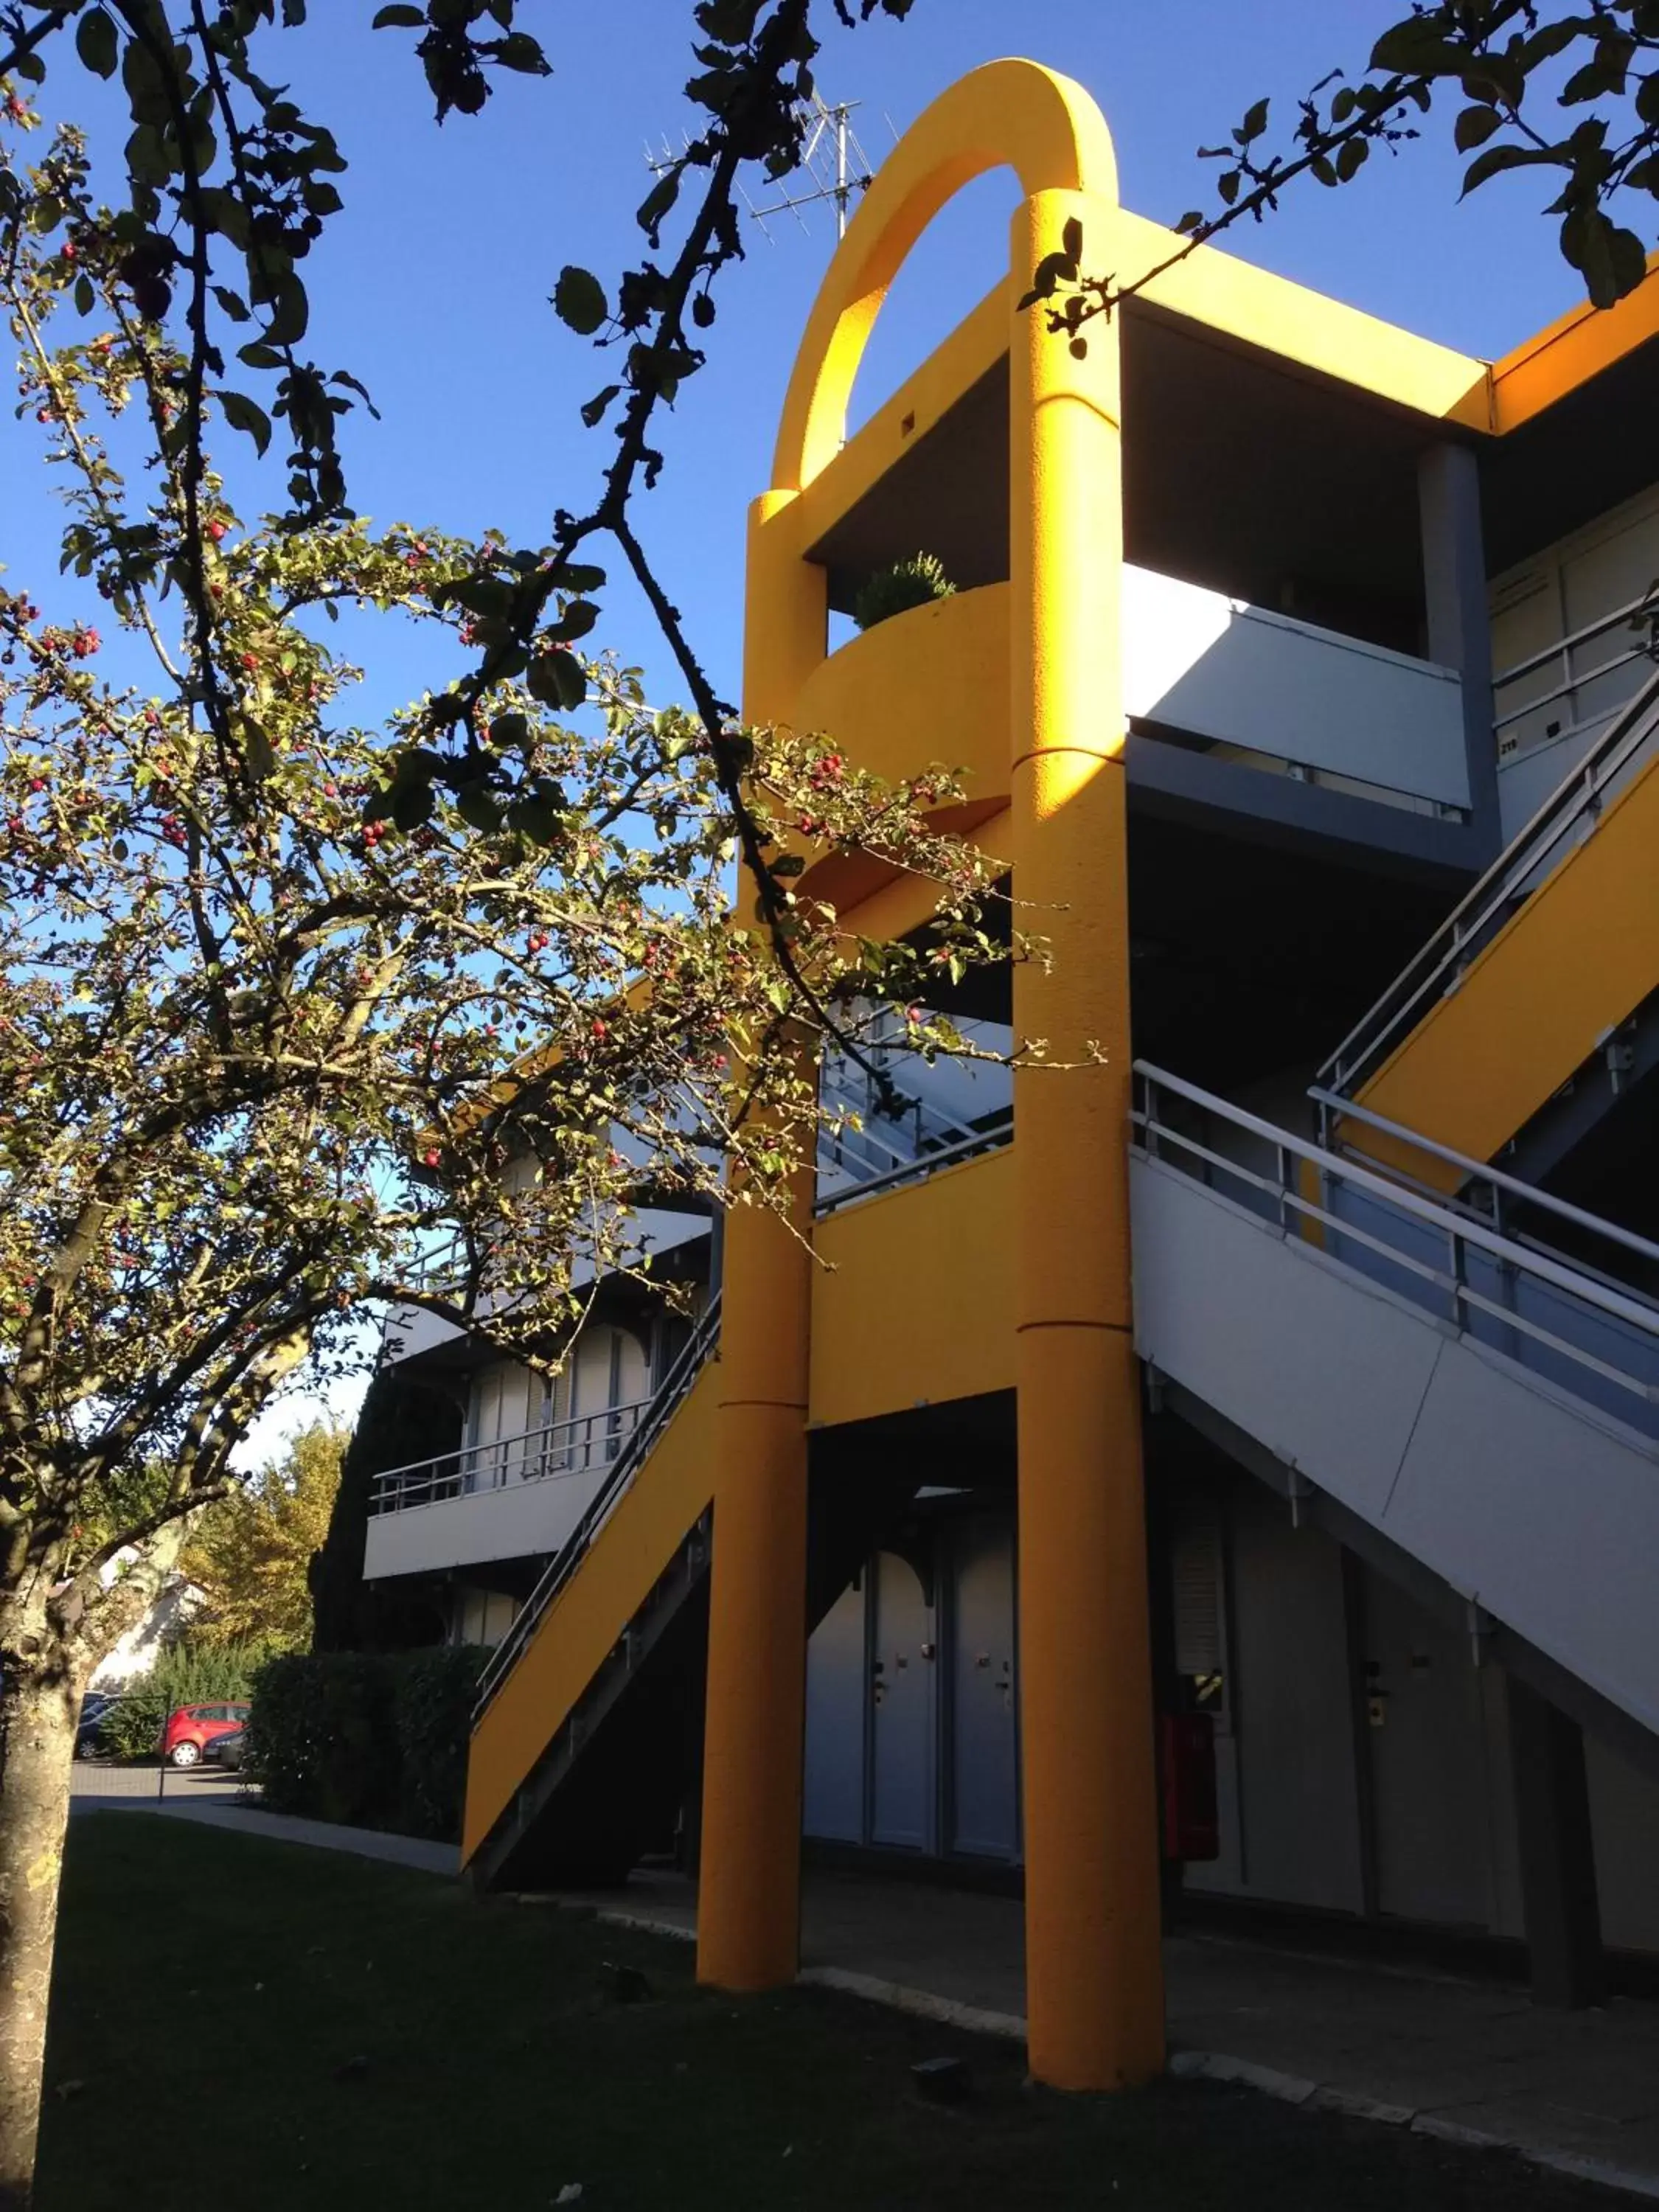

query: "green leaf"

left=74, top=275, right=94, bottom=316
left=1453, top=105, right=1500, bottom=153
left=456, top=782, right=503, bottom=833
left=546, top=599, right=599, bottom=643
left=372, top=4, right=425, bottom=24
left=553, top=265, right=608, bottom=336
left=580, top=383, right=621, bottom=428
left=1561, top=206, right=1649, bottom=307
left=212, top=284, right=251, bottom=322
left=495, top=32, right=550, bottom=74
left=526, top=650, right=585, bottom=711
left=76, top=7, right=119, bottom=79
left=262, top=277, right=310, bottom=348
left=1461, top=141, right=1551, bottom=195
left=392, top=778, right=435, bottom=830
left=243, top=720, right=276, bottom=779
left=1235, top=97, right=1270, bottom=145
left=1335, top=136, right=1368, bottom=182
left=218, top=391, right=272, bottom=456
left=637, top=169, right=681, bottom=240
left=1369, top=19, right=1467, bottom=76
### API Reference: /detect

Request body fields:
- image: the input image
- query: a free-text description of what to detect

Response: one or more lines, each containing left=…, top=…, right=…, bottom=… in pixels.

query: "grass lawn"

left=40, top=1813, right=1624, bottom=2211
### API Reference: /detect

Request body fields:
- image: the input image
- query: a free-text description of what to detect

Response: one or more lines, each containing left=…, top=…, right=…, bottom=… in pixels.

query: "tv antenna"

left=645, top=92, right=881, bottom=245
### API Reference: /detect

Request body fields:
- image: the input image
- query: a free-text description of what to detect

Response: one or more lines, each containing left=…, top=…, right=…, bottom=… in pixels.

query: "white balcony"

left=1124, top=565, right=1472, bottom=813
left=362, top=1399, right=647, bottom=1580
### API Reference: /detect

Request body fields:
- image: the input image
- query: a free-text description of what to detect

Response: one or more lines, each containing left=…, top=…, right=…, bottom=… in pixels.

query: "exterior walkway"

left=69, top=1764, right=461, bottom=1874
left=577, top=1868, right=1659, bottom=2203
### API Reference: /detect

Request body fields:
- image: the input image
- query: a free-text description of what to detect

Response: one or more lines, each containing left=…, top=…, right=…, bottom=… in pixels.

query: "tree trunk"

left=0, top=1665, right=80, bottom=2211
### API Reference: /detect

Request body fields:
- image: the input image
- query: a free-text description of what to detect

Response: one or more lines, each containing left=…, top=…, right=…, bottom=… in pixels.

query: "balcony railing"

left=1494, top=589, right=1659, bottom=757
left=816, top=1013, right=1014, bottom=1213
left=368, top=1395, right=653, bottom=1517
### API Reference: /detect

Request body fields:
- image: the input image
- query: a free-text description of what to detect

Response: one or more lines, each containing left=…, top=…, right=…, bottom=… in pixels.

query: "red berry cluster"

left=38, top=625, right=100, bottom=658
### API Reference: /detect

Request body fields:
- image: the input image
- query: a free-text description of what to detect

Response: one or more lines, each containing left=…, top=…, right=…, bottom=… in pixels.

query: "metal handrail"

left=1307, top=1085, right=1659, bottom=1279
left=814, top=1120, right=1012, bottom=1215
left=817, top=1031, right=1014, bottom=1210
left=1133, top=1062, right=1659, bottom=1411
left=1318, top=664, right=1659, bottom=1099
left=473, top=1293, right=723, bottom=1719
left=368, top=1396, right=653, bottom=1515
left=1492, top=587, right=1655, bottom=717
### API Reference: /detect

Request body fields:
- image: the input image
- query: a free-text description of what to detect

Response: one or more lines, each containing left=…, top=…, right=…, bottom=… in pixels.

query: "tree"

left=0, top=7, right=1022, bottom=2200
left=183, top=1420, right=345, bottom=1648
left=309, top=1365, right=459, bottom=1653
left=1029, top=2, right=1659, bottom=355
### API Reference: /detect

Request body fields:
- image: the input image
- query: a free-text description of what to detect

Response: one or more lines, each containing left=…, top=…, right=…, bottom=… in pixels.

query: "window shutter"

left=1171, top=1498, right=1222, bottom=1680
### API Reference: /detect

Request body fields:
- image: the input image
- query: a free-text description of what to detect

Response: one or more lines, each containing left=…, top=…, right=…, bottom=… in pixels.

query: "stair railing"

left=1318, top=664, right=1659, bottom=1099
left=472, top=1293, right=723, bottom=1721
left=816, top=1040, right=1012, bottom=1214
left=1133, top=1060, right=1659, bottom=1437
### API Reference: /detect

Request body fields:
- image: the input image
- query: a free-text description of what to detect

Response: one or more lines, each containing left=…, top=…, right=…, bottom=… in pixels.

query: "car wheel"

left=74, top=1736, right=99, bottom=1761
left=168, top=1739, right=201, bottom=1769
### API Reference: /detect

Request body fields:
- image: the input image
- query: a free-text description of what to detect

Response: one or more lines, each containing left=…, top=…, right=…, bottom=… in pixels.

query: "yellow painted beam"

left=1492, top=254, right=1659, bottom=432
left=1110, top=206, right=1492, bottom=430
left=1352, top=746, right=1659, bottom=1181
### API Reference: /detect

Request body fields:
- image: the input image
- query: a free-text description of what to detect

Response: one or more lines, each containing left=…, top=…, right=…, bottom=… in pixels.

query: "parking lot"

left=69, top=1761, right=244, bottom=1806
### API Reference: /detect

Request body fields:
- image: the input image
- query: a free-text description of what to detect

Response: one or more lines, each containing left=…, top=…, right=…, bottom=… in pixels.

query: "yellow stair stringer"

left=1352, top=745, right=1659, bottom=1186
left=461, top=1364, right=719, bottom=1868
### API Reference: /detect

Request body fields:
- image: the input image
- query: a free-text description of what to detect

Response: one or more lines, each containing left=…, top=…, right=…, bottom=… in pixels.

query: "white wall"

left=88, top=1575, right=204, bottom=1691
left=1125, top=564, right=1470, bottom=810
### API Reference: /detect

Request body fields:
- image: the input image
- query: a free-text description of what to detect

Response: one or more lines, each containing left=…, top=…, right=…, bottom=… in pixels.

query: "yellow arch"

left=770, top=57, right=1118, bottom=491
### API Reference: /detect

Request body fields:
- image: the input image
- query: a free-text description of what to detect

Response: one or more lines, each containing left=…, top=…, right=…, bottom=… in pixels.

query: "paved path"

left=70, top=1765, right=460, bottom=1874
left=571, top=1867, right=1659, bottom=2202
left=74, top=1790, right=1659, bottom=2199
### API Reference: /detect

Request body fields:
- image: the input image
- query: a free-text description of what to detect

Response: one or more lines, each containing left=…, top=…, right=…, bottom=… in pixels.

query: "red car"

left=161, top=1702, right=250, bottom=1768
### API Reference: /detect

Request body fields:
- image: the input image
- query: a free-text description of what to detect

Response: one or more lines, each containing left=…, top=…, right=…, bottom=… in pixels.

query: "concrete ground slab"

left=577, top=1867, right=1659, bottom=2202
left=72, top=1775, right=460, bottom=1875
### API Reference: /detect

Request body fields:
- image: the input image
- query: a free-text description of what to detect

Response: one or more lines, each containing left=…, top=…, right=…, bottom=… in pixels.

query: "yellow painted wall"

left=462, top=1366, right=720, bottom=1865
left=810, top=1147, right=1015, bottom=1427
left=793, top=583, right=1009, bottom=804
left=1353, top=745, right=1659, bottom=1180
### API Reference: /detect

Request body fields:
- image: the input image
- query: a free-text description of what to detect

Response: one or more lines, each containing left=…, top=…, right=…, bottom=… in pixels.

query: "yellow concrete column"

left=696, top=493, right=824, bottom=1992
left=1008, top=190, right=1166, bottom=2090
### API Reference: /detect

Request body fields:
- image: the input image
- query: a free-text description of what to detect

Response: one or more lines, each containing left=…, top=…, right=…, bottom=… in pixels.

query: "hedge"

left=247, top=1645, right=487, bottom=1841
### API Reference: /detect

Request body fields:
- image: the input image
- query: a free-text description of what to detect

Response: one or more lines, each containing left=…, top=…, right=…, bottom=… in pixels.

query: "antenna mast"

left=647, top=91, right=878, bottom=245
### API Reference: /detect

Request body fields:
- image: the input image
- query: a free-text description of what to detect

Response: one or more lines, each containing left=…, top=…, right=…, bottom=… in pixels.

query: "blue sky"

left=1, top=0, right=1594, bottom=1458
left=3, top=1, right=1591, bottom=723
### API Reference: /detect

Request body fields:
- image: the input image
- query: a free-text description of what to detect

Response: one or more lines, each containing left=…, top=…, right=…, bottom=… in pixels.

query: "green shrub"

left=99, top=1638, right=271, bottom=1762
left=248, top=1651, right=398, bottom=1826
left=247, top=1646, right=487, bottom=1840
left=393, top=1646, right=490, bottom=1840
left=852, top=551, right=956, bottom=632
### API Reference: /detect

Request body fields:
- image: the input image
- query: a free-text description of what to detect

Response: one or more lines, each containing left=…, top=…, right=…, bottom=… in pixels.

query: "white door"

left=1364, top=1571, right=1495, bottom=1928
left=870, top=1551, right=936, bottom=1852
left=804, top=1580, right=866, bottom=1843
left=948, top=1520, right=1018, bottom=1860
